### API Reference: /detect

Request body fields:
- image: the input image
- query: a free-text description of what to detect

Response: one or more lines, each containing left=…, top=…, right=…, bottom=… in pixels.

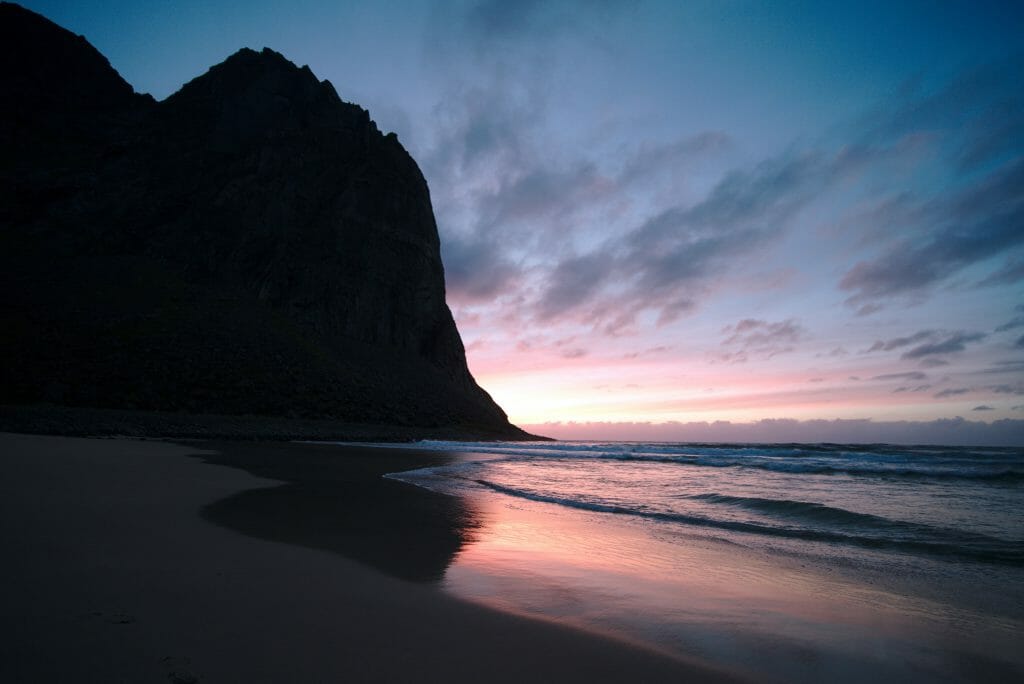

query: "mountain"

left=0, top=2, right=532, bottom=439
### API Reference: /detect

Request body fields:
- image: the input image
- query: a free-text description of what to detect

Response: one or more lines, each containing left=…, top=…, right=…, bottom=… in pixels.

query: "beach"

left=0, top=432, right=736, bottom=683
left=386, top=440, right=1023, bottom=683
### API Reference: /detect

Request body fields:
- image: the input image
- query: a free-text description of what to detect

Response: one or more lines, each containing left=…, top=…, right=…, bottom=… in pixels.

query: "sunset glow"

left=27, top=0, right=1023, bottom=442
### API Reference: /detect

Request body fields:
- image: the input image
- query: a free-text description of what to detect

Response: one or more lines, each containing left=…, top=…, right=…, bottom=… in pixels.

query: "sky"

left=22, top=0, right=1024, bottom=443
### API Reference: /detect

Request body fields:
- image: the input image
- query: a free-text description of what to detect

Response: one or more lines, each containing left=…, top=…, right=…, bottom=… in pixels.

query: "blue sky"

left=21, top=0, right=1024, bottom=442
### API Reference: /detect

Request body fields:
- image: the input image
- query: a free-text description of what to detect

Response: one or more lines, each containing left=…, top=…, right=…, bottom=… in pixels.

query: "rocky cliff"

left=0, top=2, right=529, bottom=438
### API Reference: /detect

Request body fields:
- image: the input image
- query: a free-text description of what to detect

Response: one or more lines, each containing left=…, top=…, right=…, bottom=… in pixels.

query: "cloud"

left=901, top=331, right=987, bottom=359
left=840, top=156, right=1024, bottom=306
left=536, top=252, right=615, bottom=320
left=995, top=316, right=1024, bottom=333
left=871, top=372, right=927, bottom=382
left=972, top=405, right=994, bottom=411
left=617, top=131, right=732, bottom=186
left=522, top=417, right=1024, bottom=446
left=858, top=57, right=1024, bottom=168
left=420, top=34, right=1024, bottom=394
left=1016, top=334, right=1024, bottom=349
left=720, top=319, right=805, bottom=358
left=835, top=58, right=1024, bottom=309
left=622, top=345, right=671, bottom=359
left=988, top=383, right=1024, bottom=396
left=978, top=257, right=1024, bottom=287
left=442, top=234, right=522, bottom=303
left=975, top=360, right=1024, bottom=375
left=862, top=330, right=986, bottom=361
left=955, top=84, right=1024, bottom=171
left=481, top=162, right=611, bottom=230
left=892, top=385, right=931, bottom=393
left=533, top=150, right=839, bottom=328
left=935, top=388, right=970, bottom=398
left=864, top=330, right=935, bottom=353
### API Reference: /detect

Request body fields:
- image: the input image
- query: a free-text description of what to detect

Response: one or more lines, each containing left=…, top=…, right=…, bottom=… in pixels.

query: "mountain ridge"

left=0, top=2, right=534, bottom=440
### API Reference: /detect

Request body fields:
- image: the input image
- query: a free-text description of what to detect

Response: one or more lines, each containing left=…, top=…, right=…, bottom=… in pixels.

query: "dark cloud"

left=901, top=331, right=987, bottom=359
left=722, top=319, right=804, bottom=348
left=978, top=257, right=1024, bottom=287
left=859, top=58, right=1024, bottom=163
left=862, top=330, right=987, bottom=362
left=482, top=162, right=610, bottom=229
left=718, top=319, right=805, bottom=363
left=536, top=252, right=614, bottom=320
left=618, top=132, right=732, bottom=186
left=1016, top=334, right=1024, bottom=349
left=622, top=346, right=671, bottom=359
left=975, top=360, right=1024, bottom=375
left=424, top=83, right=537, bottom=180
left=871, top=372, right=927, bottom=382
left=864, top=330, right=935, bottom=353
left=854, top=303, right=884, bottom=317
left=423, top=40, right=1023, bottom=365
left=536, top=151, right=838, bottom=328
left=972, top=405, right=995, bottom=411
left=835, top=58, right=1024, bottom=308
left=442, top=235, right=521, bottom=302
left=956, top=92, right=1024, bottom=171
left=935, top=388, right=970, bottom=398
left=995, top=316, right=1024, bottom=333
left=560, top=347, right=588, bottom=359
left=988, top=383, right=1024, bottom=396
left=893, top=385, right=931, bottom=393
left=669, top=153, right=828, bottom=233
left=840, top=159, right=1024, bottom=306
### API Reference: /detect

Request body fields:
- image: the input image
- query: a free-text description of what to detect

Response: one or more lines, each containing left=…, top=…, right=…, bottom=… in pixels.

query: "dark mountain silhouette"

left=0, top=2, right=533, bottom=439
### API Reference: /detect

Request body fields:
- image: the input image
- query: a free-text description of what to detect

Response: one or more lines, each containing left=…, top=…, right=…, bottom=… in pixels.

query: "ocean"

left=381, top=441, right=1024, bottom=683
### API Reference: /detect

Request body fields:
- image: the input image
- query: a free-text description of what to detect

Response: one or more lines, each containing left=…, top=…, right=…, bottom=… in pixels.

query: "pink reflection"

left=442, top=492, right=1021, bottom=683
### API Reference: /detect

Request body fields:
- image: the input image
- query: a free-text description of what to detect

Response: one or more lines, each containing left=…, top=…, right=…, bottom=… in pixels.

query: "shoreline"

left=376, top=441, right=1024, bottom=682
left=0, top=404, right=548, bottom=441
left=0, top=432, right=737, bottom=683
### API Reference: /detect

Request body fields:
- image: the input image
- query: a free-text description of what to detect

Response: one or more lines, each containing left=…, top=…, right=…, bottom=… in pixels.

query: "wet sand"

left=0, top=433, right=738, bottom=683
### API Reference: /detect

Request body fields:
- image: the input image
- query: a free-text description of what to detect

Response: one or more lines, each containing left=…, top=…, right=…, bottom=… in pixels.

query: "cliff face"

left=0, top=3, right=524, bottom=436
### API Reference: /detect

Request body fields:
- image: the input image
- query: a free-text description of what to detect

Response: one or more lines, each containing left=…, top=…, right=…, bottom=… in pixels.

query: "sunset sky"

left=24, top=0, right=1024, bottom=442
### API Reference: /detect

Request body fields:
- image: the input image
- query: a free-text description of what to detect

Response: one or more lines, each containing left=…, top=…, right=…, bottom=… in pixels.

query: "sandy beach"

left=0, top=432, right=738, bottom=683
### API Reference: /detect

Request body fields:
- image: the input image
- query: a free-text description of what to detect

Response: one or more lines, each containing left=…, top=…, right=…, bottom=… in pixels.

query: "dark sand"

left=0, top=433, right=739, bottom=683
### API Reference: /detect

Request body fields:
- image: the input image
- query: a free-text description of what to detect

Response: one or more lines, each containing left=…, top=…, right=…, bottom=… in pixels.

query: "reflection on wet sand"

left=442, top=489, right=1023, bottom=683
left=194, top=441, right=1022, bottom=682
left=196, top=442, right=482, bottom=583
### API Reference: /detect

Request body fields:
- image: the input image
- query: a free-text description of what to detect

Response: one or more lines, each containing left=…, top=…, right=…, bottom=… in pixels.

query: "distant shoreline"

left=0, top=403, right=548, bottom=442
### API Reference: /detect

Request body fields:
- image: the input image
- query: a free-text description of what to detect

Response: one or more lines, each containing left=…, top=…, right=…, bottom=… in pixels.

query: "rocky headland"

left=0, top=2, right=536, bottom=440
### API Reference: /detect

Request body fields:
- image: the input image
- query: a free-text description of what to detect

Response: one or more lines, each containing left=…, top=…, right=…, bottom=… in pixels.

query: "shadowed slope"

left=0, top=3, right=530, bottom=438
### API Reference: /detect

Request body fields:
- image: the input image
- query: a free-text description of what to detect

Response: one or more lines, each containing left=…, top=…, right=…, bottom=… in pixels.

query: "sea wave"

left=468, top=478, right=1024, bottom=566
left=405, top=441, right=1024, bottom=482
